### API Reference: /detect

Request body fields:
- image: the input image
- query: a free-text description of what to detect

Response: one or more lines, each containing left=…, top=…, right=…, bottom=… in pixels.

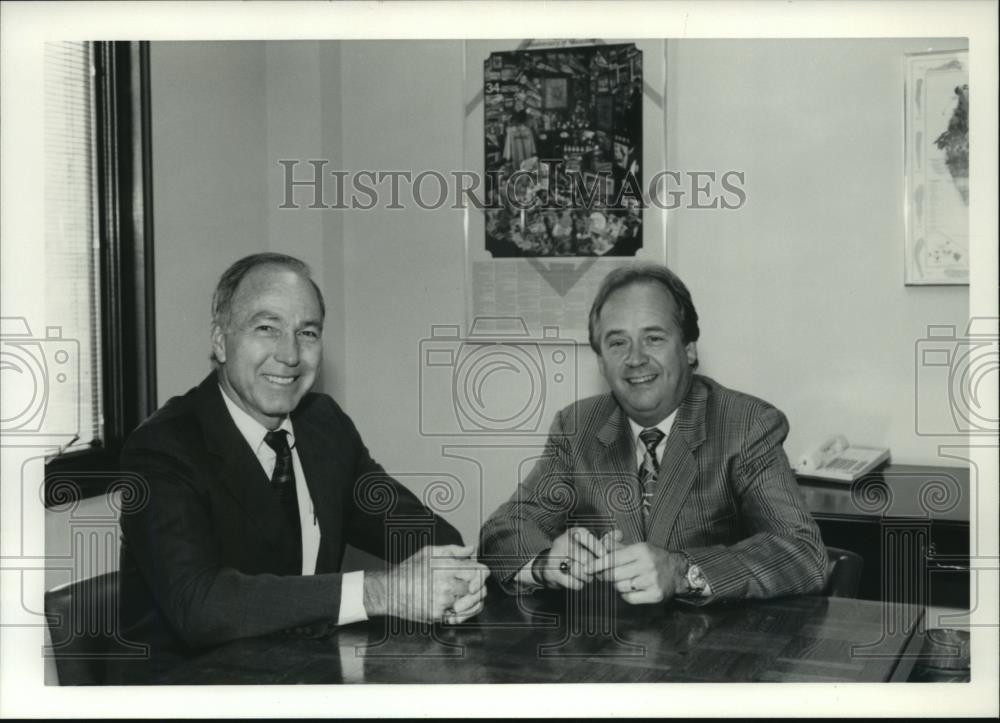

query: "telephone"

left=795, top=435, right=890, bottom=482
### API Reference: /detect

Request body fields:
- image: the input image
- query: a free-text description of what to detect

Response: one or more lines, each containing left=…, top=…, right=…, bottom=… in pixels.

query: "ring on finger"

left=559, top=560, right=570, bottom=574
left=630, top=579, right=638, bottom=592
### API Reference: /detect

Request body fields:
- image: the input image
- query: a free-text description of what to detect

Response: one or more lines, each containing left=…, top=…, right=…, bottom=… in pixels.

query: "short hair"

left=587, top=263, right=700, bottom=358
left=210, top=253, right=325, bottom=363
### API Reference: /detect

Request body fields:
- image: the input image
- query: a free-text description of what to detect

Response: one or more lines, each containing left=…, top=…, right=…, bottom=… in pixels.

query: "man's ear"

left=211, top=323, right=227, bottom=364
left=685, top=341, right=698, bottom=367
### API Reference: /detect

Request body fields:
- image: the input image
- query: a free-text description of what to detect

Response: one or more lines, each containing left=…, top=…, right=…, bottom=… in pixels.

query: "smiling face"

left=595, top=281, right=696, bottom=427
left=211, top=265, right=323, bottom=429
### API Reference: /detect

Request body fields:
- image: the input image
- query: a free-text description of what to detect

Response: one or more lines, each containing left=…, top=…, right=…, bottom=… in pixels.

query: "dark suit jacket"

left=115, top=372, right=462, bottom=678
left=479, top=375, right=827, bottom=601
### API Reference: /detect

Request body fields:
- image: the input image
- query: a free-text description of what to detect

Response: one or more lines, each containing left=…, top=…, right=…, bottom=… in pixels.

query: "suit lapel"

left=195, top=373, right=290, bottom=553
left=289, top=400, right=346, bottom=572
left=595, top=401, right=645, bottom=545
left=645, top=377, right=708, bottom=546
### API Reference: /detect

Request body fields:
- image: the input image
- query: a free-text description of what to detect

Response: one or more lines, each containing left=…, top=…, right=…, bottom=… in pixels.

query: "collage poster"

left=483, top=43, right=644, bottom=258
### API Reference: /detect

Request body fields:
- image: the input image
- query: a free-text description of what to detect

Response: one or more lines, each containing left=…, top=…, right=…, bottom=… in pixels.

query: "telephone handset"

left=795, top=435, right=890, bottom=482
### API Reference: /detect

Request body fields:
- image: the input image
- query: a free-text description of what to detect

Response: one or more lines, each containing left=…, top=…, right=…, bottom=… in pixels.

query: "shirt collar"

left=627, top=409, right=677, bottom=449
left=219, top=385, right=295, bottom=456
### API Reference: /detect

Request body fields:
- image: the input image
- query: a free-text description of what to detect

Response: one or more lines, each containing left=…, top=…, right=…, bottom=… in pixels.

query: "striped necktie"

left=638, top=427, right=665, bottom=526
left=263, top=429, right=301, bottom=536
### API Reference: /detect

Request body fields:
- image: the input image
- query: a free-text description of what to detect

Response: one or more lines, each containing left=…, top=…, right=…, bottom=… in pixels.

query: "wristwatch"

left=682, top=561, right=707, bottom=596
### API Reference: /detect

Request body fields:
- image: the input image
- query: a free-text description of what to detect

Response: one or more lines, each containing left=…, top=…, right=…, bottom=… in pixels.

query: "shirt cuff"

left=336, top=570, right=368, bottom=625
left=513, top=557, right=543, bottom=592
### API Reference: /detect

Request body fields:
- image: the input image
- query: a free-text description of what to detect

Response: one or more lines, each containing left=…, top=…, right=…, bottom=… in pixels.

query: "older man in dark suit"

left=117, top=253, right=487, bottom=678
left=479, top=263, right=826, bottom=604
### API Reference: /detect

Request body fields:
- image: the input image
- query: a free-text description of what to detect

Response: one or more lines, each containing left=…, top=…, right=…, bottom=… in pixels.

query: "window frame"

left=44, top=41, right=157, bottom=506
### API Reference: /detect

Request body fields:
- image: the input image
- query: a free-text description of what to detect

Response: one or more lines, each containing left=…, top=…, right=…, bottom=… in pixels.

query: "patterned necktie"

left=638, top=427, right=665, bottom=526
left=263, top=429, right=301, bottom=535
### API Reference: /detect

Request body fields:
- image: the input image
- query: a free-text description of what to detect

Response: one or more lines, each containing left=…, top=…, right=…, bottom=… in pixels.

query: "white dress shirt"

left=219, top=387, right=367, bottom=625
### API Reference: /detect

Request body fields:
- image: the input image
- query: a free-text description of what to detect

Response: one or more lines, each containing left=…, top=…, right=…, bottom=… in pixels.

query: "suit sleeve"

left=478, top=407, right=575, bottom=588
left=120, top=435, right=347, bottom=648
left=681, top=407, right=828, bottom=602
left=336, top=400, right=464, bottom=559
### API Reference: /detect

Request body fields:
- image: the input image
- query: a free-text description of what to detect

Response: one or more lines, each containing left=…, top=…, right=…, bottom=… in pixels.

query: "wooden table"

left=158, top=585, right=925, bottom=684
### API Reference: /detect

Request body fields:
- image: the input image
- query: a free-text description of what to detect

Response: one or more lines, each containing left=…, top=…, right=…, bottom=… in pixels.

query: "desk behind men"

left=798, top=464, right=970, bottom=608
left=157, top=585, right=923, bottom=684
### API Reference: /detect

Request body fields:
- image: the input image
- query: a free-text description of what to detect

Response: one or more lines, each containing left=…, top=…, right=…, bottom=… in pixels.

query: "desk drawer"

left=814, top=516, right=969, bottom=609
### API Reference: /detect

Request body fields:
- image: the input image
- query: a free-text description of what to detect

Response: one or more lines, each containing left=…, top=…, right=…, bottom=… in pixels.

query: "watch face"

left=687, top=564, right=705, bottom=589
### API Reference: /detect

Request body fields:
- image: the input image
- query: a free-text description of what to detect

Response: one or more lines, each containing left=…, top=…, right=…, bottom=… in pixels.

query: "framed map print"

left=904, top=50, right=969, bottom=285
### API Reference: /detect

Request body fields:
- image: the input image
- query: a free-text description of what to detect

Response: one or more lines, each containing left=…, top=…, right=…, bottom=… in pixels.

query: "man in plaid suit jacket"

left=479, top=264, right=827, bottom=604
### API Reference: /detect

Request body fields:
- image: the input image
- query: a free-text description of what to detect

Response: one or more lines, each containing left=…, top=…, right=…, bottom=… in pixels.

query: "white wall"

left=665, top=38, right=969, bottom=465
left=150, top=41, right=347, bottom=404
left=264, top=41, right=348, bottom=403
left=339, top=41, right=498, bottom=543
left=151, top=41, right=269, bottom=401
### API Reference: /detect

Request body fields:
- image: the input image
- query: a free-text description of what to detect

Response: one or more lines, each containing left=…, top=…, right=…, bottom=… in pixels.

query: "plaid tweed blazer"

left=479, top=375, right=827, bottom=602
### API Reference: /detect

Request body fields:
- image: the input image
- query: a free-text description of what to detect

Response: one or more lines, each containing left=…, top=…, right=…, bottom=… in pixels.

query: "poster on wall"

left=904, top=50, right=969, bottom=285
left=483, top=43, right=643, bottom=258
left=465, top=39, right=667, bottom=342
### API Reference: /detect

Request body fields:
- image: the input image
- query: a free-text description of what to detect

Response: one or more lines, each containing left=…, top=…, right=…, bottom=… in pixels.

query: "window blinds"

left=43, top=41, right=102, bottom=452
